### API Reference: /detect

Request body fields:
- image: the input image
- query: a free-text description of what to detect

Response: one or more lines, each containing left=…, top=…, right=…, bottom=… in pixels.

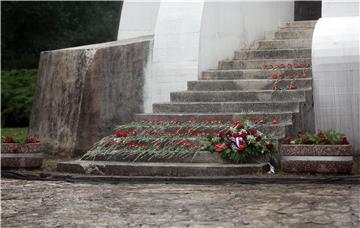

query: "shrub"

left=1, top=69, right=37, bottom=127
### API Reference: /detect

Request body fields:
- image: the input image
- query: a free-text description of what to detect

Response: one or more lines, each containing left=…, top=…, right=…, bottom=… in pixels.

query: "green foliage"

left=1, top=70, right=37, bottom=127
left=1, top=1, right=122, bottom=69
left=284, top=130, right=349, bottom=145
left=1, top=127, right=28, bottom=143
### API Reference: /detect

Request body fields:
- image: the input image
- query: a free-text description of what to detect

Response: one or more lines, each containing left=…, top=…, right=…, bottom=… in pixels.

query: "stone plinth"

left=1, top=143, right=44, bottom=169
left=280, top=144, right=353, bottom=174
left=29, top=37, right=152, bottom=157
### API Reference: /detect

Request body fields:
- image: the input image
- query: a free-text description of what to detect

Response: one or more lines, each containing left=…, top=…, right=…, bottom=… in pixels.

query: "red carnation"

left=266, top=143, right=273, bottom=151
left=238, top=144, right=246, bottom=152
left=214, top=144, right=226, bottom=152
left=236, top=124, right=244, bottom=130
left=26, top=137, right=40, bottom=144
left=113, top=131, right=128, bottom=137
left=3, top=136, right=15, bottom=143
left=272, top=73, right=278, bottom=79
left=256, top=135, right=262, bottom=142
left=287, top=63, right=293, bottom=68
left=272, top=119, right=280, bottom=124
left=279, top=64, right=286, bottom=68
left=288, top=82, right=297, bottom=90
left=239, top=132, right=248, bottom=138
left=249, top=129, right=257, bottom=135
left=341, top=137, right=349, bottom=145
left=317, top=131, right=325, bottom=139
left=232, top=133, right=241, bottom=138
left=226, top=141, right=232, bottom=148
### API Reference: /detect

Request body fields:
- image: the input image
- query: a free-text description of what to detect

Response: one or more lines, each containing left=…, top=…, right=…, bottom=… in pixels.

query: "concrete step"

left=171, top=90, right=310, bottom=102
left=188, top=79, right=312, bottom=91
left=234, top=49, right=311, bottom=60
left=153, top=101, right=301, bottom=113
left=202, top=68, right=312, bottom=80
left=218, top=58, right=311, bottom=70
left=265, top=30, right=314, bottom=40
left=57, top=160, right=270, bottom=177
left=117, top=123, right=292, bottom=139
left=82, top=151, right=227, bottom=164
left=135, top=112, right=296, bottom=123
left=253, top=39, right=312, bottom=50
left=279, top=20, right=317, bottom=29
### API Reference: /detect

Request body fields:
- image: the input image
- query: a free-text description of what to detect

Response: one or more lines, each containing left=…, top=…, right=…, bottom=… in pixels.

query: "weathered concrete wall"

left=29, top=37, right=152, bottom=156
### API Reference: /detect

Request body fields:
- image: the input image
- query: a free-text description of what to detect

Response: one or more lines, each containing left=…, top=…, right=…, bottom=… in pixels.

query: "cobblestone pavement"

left=1, top=179, right=359, bottom=228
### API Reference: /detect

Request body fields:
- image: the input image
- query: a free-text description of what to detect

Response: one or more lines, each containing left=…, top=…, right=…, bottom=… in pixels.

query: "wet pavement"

left=1, top=179, right=359, bottom=227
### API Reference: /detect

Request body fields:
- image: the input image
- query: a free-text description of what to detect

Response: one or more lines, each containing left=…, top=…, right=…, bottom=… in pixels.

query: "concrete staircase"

left=59, top=20, right=316, bottom=177
left=136, top=20, right=316, bottom=139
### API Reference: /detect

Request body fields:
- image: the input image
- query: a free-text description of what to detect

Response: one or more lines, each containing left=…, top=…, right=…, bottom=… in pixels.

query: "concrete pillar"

left=312, top=0, right=360, bottom=155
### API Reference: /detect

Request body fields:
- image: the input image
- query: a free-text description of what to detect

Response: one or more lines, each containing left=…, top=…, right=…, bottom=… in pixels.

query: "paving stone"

left=1, top=179, right=359, bottom=227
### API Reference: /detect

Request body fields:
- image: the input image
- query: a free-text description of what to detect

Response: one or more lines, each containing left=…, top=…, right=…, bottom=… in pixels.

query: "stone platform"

left=57, top=160, right=269, bottom=177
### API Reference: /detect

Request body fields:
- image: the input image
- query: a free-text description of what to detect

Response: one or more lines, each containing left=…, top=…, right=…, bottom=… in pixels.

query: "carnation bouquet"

left=201, top=121, right=277, bottom=163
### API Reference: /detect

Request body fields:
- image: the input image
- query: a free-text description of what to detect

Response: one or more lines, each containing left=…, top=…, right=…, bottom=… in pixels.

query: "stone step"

left=188, top=79, right=312, bottom=91
left=82, top=151, right=227, bottom=164
left=153, top=101, right=301, bottom=113
left=218, top=58, right=312, bottom=70
left=234, top=49, right=311, bottom=60
left=265, top=30, right=314, bottom=40
left=171, top=90, right=310, bottom=102
left=278, top=27, right=315, bottom=32
left=57, top=160, right=270, bottom=177
left=135, top=112, right=296, bottom=123
left=202, top=68, right=312, bottom=80
left=116, top=123, right=292, bottom=139
left=279, top=20, right=317, bottom=29
left=253, top=39, right=312, bottom=50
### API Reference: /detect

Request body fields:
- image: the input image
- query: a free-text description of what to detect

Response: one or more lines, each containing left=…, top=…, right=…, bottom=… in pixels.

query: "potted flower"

left=1, top=136, right=43, bottom=169
left=280, top=130, right=353, bottom=174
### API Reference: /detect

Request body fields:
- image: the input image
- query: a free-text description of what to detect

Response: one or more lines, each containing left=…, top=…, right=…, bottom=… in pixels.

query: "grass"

left=1, top=127, right=28, bottom=143
left=42, top=159, right=60, bottom=171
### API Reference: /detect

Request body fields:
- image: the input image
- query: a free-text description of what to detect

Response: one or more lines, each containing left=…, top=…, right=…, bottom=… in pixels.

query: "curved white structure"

left=118, top=0, right=294, bottom=112
left=312, top=0, right=360, bottom=154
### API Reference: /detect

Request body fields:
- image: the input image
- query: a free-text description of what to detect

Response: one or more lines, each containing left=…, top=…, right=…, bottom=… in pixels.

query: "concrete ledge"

left=57, top=160, right=269, bottom=177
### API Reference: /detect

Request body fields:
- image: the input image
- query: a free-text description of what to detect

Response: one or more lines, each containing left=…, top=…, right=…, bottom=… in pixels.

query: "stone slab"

left=57, top=160, right=269, bottom=177
left=29, top=37, right=152, bottom=157
left=82, top=151, right=227, bottom=164
left=281, top=160, right=352, bottom=174
left=1, top=153, right=44, bottom=169
left=280, top=144, right=353, bottom=156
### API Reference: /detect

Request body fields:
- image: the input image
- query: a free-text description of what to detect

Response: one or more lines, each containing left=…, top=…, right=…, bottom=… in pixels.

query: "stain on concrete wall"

left=29, top=39, right=152, bottom=156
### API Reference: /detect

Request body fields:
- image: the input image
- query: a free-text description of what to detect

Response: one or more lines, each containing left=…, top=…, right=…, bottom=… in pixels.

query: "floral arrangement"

left=201, top=121, right=277, bottom=163
left=1, top=136, right=40, bottom=144
left=261, top=63, right=312, bottom=91
left=283, top=130, right=349, bottom=145
left=1, top=136, right=41, bottom=153
left=83, top=118, right=281, bottom=162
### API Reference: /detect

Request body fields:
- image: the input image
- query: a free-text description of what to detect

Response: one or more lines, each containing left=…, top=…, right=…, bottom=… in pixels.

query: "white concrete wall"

left=199, top=1, right=294, bottom=74
left=117, top=1, right=160, bottom=40
left=312, top=15, right=360, bottom=154
left=117, top=1, right=295, bottom=112
left=145, top=1, right=205, bottom=112
left=322, top=0, right=359, bottom=17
